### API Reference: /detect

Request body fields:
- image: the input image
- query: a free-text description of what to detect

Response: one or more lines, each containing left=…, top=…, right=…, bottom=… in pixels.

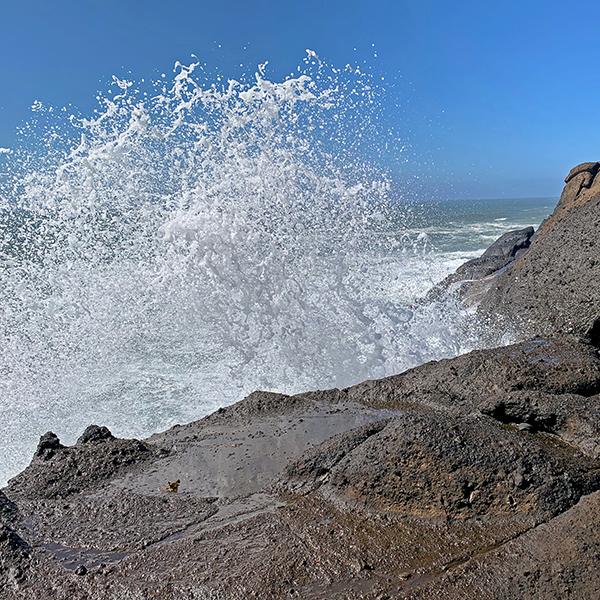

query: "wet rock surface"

left=281, top=409, right=600, bottom=521
left=429, top=225, right=535, bottom=303
left=2, top=164, right=600, bottom=599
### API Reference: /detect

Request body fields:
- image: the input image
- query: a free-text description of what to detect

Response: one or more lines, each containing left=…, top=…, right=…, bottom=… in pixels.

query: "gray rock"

left=281, top=419, right=391, bottom=493
left=7, top=431, right=155, bottom=501
left=281, top=409, right=600, bottom=521
left=0, top=525, right=30, bottom=579
left=0, top=491, right=19, bottom=525
left=428, top=226, right=534, bottom=302
left=33, top=431, right=65, bottom=461
left=479, top=162, right=600, bottom=343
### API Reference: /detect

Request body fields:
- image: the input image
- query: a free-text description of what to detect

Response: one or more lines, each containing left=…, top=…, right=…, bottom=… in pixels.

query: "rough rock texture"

left=480, top=161, right=600, bottom=343
left=2, top=164, right=600, bottom=599
left=0, top=491, right=19, bottom=525
left=8, top=428, right=160, bottom=501
left=281, top=410, right=600, bottom=521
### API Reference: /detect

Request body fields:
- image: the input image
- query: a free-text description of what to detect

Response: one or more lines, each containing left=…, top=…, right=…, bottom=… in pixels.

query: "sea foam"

left=0, top=53, right=478, bottom=484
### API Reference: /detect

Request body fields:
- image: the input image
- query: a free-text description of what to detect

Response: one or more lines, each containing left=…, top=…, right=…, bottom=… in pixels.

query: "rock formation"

left=2, top=163, right=600, bottom=599
left=480, top=161, right=600, bottom=343
left=429, top=224, right=535, bottom=303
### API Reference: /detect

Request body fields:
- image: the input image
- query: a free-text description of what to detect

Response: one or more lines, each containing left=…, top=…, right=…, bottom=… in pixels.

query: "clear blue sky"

left=0, top=0, right=598, bottom=199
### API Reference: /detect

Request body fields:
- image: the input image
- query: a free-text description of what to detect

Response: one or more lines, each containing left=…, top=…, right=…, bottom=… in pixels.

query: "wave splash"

left=0, top=53, right=476, bottom=482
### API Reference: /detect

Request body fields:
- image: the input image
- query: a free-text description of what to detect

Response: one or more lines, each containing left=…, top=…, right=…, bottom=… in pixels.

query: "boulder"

left=280, top=410, right=600, bottom=521
left=430, top=226, right=535, bottom=302
left=33, top=431, right=65, bottom=461
left=76, top=424, right=115, bottom=445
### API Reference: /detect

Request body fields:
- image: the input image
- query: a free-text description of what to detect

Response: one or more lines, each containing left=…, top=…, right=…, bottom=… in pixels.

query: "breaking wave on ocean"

left=0, top=52, right=549, bottom=484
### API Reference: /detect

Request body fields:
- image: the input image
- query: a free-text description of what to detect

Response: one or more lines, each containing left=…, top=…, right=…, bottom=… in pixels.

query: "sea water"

left=0, top=55, right=553, bottom=485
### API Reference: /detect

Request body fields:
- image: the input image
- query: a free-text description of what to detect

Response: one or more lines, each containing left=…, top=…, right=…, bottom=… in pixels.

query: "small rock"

left=8, top=566, right=24, bottom=581
left=74, top=565, right=87, bottom=576
left=34, top=432, right=64, bottom=460
left=77, top=425, right=115, bottom=445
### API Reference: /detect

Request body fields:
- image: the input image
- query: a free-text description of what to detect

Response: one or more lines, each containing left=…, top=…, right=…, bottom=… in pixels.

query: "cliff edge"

left=479, top=161, right=600, bottom=344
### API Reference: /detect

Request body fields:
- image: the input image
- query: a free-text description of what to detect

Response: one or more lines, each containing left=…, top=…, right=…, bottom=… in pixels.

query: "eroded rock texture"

left=480, top=161, right=600, bottom=343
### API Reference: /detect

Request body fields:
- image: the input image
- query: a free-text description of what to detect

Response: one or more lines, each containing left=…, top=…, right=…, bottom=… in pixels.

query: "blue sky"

left=0, top=0, right=598, bottom=199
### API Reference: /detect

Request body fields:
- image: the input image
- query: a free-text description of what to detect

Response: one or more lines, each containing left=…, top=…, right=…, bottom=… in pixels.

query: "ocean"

left=0, top=58, right=554, bottom=485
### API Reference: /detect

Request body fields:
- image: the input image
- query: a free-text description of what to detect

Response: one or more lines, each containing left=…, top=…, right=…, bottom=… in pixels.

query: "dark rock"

left=428, top=226, right=534, bottom=303
left=477, top=226, right=534, bottom=262
left=345, top=339, right=600, bottom=410
left=281, top=410, right=600, bottom=521
left=0, top=491, right=19, bottom=525
left=0, top=525, right=30, bottom=577
left=76, top=425, right=115, bottom=445
left=479, top=390, right=600, bottom=458
left=34, top=431, right=65, bottom=461
left=408, top=490, right=600, bottom=599
left=74, top=565, right=87, bottom=576
left=0, top=496, right=28, bottom=588
left=282, top=419, right=391, bottom=493
left=343, top=339, right=600, bottom=459
left=7, top=431, right=154, bottom=501
left=203, top=390, right=317, bottom=425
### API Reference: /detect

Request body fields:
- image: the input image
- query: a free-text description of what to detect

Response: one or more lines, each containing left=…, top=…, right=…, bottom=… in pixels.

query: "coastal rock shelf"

left=2, top=163, right=600, bottom=599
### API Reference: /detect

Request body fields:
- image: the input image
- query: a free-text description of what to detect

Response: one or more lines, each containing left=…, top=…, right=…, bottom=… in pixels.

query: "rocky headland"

left=2, top=163, right=600, bottom=599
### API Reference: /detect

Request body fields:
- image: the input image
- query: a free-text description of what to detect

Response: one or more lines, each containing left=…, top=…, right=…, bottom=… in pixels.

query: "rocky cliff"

left=2, top=164, right=600, bottom=600
left=479, top=161, right=600, bottom=344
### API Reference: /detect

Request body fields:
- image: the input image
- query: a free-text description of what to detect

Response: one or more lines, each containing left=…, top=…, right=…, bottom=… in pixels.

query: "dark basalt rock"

left=0, top=491, right=19, bottom=525
left=7, top=431, right=155, bottom=501
left=429, top=225, right=535, bottom=302
left=76, top=424, right=115, bottom=445
left=282, top=419, right=392, bottom=493
left=344, top=338, right=600, bottom=410
left=407, top=489, right=600, bottom=599
left=33, top=431, right=65, bottom=461
left=0, top=525, right=30, bottom=587
left=203, top=390, right=317, bottom=425
left=281, top=409, right=600, bottom=521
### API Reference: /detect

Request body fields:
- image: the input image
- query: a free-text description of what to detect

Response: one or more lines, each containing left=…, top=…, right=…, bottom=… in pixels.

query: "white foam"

left=0, top=59, right=480, bottom=485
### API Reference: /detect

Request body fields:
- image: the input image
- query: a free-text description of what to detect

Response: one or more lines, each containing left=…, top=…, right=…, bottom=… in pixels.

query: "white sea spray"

left=0, top=53, right=481, bottom=484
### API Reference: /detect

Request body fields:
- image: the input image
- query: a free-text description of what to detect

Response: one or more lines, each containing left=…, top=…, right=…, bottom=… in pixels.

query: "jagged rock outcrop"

left=430, top=225, right=535, bottom=303
left=8, top=427, right=159, bottom=502
left=480, top=161, right=600, bottom=343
